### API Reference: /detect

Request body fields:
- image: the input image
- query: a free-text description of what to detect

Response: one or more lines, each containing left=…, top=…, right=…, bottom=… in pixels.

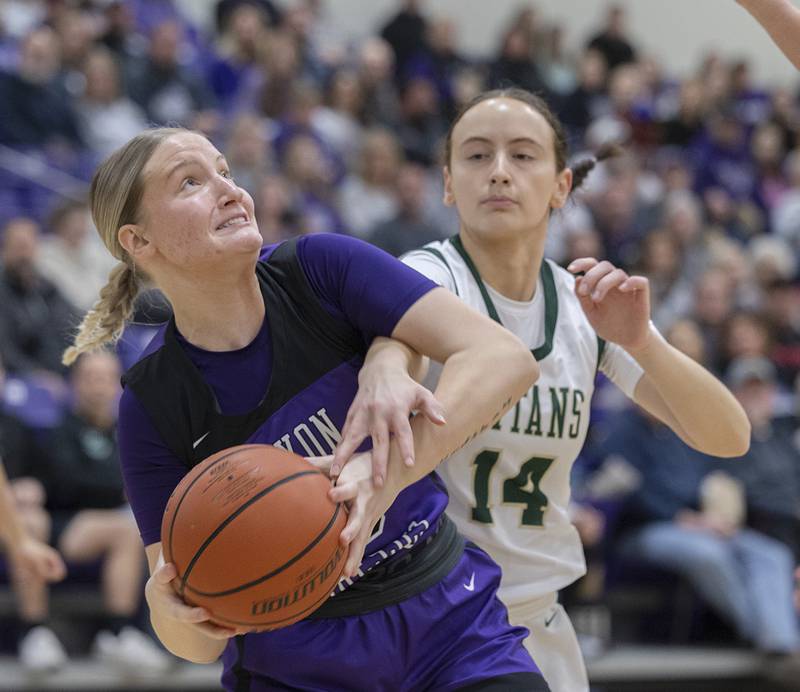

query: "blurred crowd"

left=0, top=0, right=799, bottom=678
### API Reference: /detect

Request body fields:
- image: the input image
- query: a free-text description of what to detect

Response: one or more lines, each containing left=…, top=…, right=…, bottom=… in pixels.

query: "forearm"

left=630, top=329, right=750, bottom=457
left=149, top=611, right=226, bottom=663
left=0, top=464, right=26, bottom=552
left=144, top=545, right=227, bottom=663
left=362, top=337, right=427, bottom=384
left=737, top=0, right=800, bottom=69
left=386, top=338, right=537, bottom=489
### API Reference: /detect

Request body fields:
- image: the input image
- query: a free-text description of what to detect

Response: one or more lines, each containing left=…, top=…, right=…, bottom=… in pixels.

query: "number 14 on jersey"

left=472, top=450, right=555, bottom=527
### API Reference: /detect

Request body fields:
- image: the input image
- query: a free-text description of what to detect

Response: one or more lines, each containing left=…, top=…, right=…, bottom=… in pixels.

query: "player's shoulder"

left=402, top=238, right=459, bottom=264
left=401, top=238, right=463, bottom=292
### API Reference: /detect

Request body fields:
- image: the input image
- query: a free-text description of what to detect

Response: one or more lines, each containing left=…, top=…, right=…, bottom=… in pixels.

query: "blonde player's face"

left=133, top=132, right=262, bottom=270
left=444, top=98, right=571, bottom=243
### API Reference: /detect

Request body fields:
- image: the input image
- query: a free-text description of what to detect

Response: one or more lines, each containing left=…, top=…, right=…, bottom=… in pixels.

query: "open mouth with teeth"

left=216, top=215, right=249, bottom=230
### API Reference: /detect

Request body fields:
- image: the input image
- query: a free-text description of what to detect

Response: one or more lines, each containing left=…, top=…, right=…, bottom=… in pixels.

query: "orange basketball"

left=161, top=444, right=347, bottom=631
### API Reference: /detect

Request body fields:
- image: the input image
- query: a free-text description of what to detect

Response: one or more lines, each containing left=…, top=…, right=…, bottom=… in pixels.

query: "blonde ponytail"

left=62, top=262, right=139, bottom=366
left=61, top=126, right=186, bottom=367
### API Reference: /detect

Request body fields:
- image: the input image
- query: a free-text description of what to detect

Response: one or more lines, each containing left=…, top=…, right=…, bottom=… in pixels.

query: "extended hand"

left=568, top=258, right=652, bottom=353
left=145, top=556, right=254, bottom=640
left=329, top=451, right=398, bottom=578
left=332, top=367, right=445, bottom=486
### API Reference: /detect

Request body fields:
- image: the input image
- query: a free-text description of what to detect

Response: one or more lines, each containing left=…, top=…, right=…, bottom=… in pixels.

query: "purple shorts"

left=220, top=543, right=544, bottom=691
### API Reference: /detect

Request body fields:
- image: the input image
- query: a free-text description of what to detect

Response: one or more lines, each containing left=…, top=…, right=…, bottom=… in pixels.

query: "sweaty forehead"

left=454, top=97, right=553, bottom=145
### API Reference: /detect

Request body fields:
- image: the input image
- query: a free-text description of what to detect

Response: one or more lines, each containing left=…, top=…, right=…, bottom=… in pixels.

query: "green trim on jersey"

left=596, top=336, right=607, bottom=374
left=414, top=246, right=460, bottom=296
left=449, top=235, right=558, bottom=360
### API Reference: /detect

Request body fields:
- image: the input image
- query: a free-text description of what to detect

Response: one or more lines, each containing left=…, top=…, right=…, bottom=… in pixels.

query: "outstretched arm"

left=331, top=287, right=539, bottom=576
left=737, top=0, right=800, bottom=70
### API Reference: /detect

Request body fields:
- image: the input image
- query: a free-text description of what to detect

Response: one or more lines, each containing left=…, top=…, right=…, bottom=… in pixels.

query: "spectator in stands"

left=357, top=37, right=401, bottom=128
left=282, top=132, right=344, bottom=234
left=312, top=68, right=365, bottom=166
left=586, top=5, right=637, bottom=72
left=721, top=357, right=800, bottom=561
left=125, top=20, right=218, bottom=132
left=75, top=46, right=149, bottom=158
left=559, top=49, right=608, bottom=143
left=224, top=113, right=274, bottom=194
left=395, top=75, right=447, bottom=166
left=215, top=0, right=282, bottom=35
left=539, top=25, right=578, bottom=97
left=659, top=79, right=708, bottom=149
left=366, top=162, right=443, bottom=256
left=772, top=148, right=800, bottom=248
left=0, top=218, right=79, bottom=380
left=51, top=6, right=97, bottom=88
left=661, top=190, right=710, bottom=284
left=0, top=353, right=67, bottom=672
left=402, top=17, right=465, bottom=118
left=751, top=122, right=789, bottom=217
left=253, top=174, right=298, bottom=244
left=0, top=26, right=83, bottom=150
left=380, top=0, right=428, bottom=85
left=607, top=405, right=800, bottom=664
left=337, top=128, right=402, bottom=238
left=694, top=109, right=759, bottom=218
left=637, top=228, right=694, bottom=332
left=690, top=267, right=737, bottom=372
left=585, top=155, right=660, bottom=268
left=97, top=0, right=141, bottom=67
left=36, top=351, right=170, bottom=672
left=36, top=200, right=117, bottom=313
left=252, top=29, right=302, bottom=119
left=207, top=1, right=271, bottom=112
left=719, top=310, right=773, bottom=374
left=762, top=278, right=800, bottom=390
left=487, top=23, right=550, bottom=99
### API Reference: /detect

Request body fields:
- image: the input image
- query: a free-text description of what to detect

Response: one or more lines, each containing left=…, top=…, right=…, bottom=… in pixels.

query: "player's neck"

left=459, top=228, right=544, bottom=302
left=167, top=272, right=265, bottom=351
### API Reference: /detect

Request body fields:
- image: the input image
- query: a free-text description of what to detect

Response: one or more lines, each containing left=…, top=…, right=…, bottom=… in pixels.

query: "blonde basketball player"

left=334, top=88, right=750, bottom=692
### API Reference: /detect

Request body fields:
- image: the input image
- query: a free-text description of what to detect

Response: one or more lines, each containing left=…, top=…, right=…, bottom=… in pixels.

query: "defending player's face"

left=444, top=98, right=570, bottom=241
left=132, top=132, right=262, bottom=270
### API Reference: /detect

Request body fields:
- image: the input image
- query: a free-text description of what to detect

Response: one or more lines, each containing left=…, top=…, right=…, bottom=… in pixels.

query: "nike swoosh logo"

left=192, top=431, right=211, bottom=449
left=544, top=610, right=558, bottom=628
left=463, top=572, right=475, bottom=592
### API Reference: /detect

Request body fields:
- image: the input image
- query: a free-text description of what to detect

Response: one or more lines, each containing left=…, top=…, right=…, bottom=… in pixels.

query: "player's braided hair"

left=570, top=142, right=626, bottom=192
left=62, top=127, right=185, bottom=366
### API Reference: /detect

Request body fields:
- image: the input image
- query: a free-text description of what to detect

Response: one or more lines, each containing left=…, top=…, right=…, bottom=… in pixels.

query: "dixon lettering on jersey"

left=273, top=408, right=342, bottom=455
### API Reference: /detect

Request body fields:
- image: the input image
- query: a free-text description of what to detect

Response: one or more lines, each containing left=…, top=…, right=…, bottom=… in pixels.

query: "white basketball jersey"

left=404, top=238, right=644, bottom=607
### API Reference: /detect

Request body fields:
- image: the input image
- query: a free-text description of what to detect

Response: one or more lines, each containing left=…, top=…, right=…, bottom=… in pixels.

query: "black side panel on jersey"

left=121, top=238, right=365, bottom=467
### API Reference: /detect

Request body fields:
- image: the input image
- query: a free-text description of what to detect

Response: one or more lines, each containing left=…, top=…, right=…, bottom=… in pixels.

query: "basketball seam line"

left=167, top=445, right=262, bottom=574
left=181, top=477, right=340, bottom=597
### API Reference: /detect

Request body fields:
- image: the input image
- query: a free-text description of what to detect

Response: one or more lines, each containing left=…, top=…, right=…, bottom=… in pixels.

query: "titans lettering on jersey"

left=493, top=385, right=586, bottom=440
left=232, top=359, right=447, bottom=594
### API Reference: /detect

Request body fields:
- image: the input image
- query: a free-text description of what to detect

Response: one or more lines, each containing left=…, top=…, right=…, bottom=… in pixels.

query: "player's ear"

left=550, top=167, right=572, bottom=210
left=443, top=166, right=455, bottom=207
left=119, top=224, right=154, bottom=261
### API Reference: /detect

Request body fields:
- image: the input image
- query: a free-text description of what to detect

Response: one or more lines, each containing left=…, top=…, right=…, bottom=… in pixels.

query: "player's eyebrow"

left=461, top=136, right=545, bottom=152
left=165, top=154, right=226, bottom=180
